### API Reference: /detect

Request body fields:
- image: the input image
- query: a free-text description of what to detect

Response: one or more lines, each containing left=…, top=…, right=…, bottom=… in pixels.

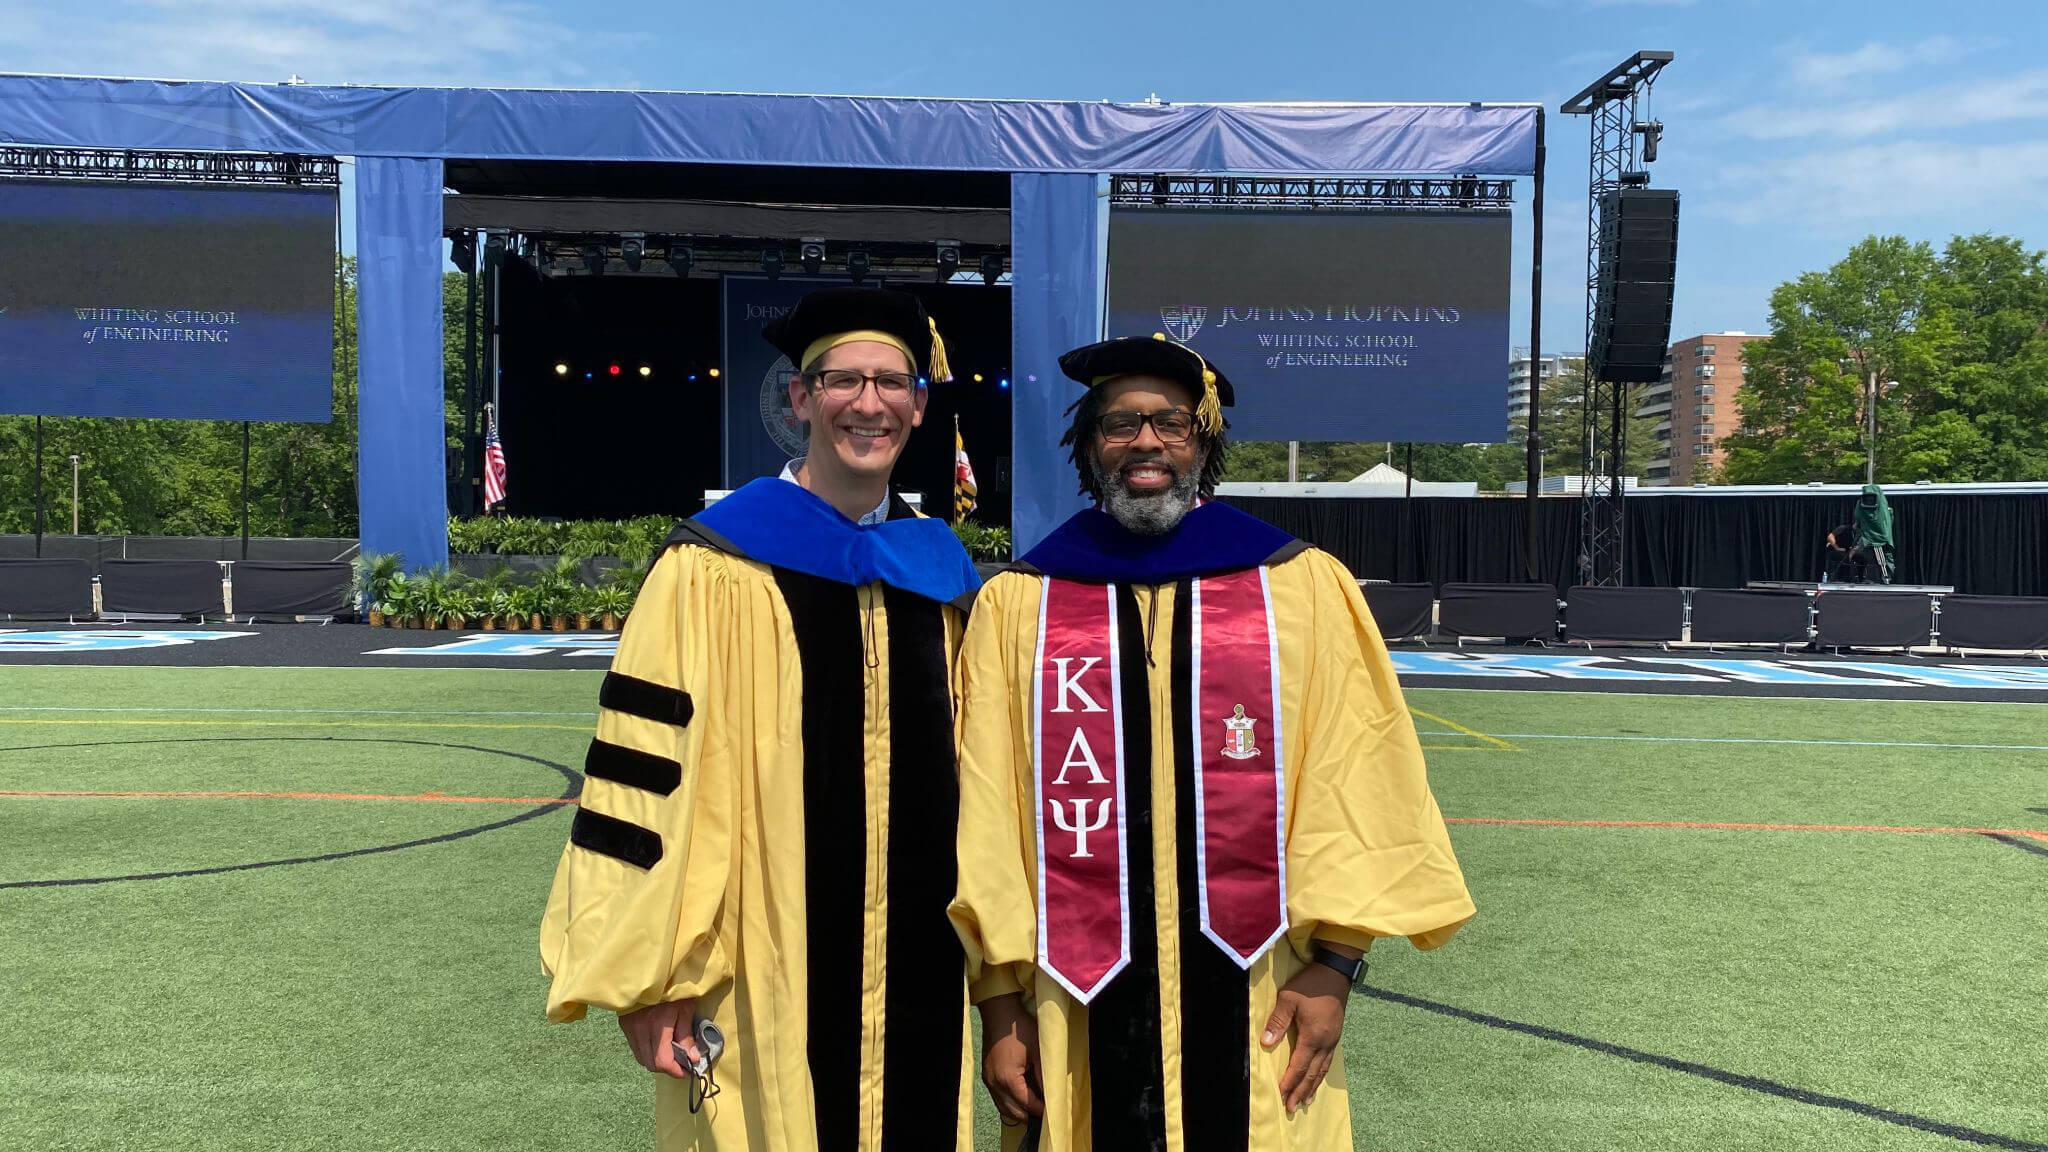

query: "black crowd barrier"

left=1939, top=595, right=2048, bottom=651
left=1689, top=589, right=1810, bottom=646
left=99, top=560, right=225, bottom=617
left=0, top=558, right=95, bottom=616
left=231, top=562, right=353, bottom=618
left=1361, top=583, right=1435, bottom=641
left=1438, top=583, right=1558, bottom=641
left=1815, top=591, right=1933, bottom=649
left=1565, top=586, right=1684, bottom=644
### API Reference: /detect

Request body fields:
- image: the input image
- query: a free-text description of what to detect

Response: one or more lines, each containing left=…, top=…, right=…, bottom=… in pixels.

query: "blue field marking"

left=1391, top=653, right=1715, bottom=682
left=368, top=634, right=619, bottom=658
left=0, top=630, right=254, bottom=653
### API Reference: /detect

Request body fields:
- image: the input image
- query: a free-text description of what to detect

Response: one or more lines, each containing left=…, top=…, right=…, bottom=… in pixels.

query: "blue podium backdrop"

left=0, top=181, right=335, bottom=422
left=720, top=276, right=828, bottom=487
left=1106, top=208, right=1511, bottom=444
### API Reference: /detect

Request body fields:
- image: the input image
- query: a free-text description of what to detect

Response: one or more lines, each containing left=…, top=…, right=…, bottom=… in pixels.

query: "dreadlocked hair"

left=1059, top=387, right=1230, bottom=502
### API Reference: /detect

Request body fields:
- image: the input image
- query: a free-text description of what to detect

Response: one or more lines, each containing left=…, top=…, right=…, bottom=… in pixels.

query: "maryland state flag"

left=953, top=415, right=978, bottom=522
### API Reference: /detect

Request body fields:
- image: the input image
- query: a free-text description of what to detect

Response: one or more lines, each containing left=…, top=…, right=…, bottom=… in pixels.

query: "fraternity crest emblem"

left=1220, top=704, right=1259, bottom=760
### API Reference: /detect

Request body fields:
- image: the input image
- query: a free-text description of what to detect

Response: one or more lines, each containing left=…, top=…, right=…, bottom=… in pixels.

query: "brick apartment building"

left=1640, top=331, right=1766, bottom=485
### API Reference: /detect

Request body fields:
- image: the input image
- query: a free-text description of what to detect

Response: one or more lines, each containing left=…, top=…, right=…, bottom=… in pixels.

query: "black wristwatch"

left=1310, top=946, right=1367, bottom=987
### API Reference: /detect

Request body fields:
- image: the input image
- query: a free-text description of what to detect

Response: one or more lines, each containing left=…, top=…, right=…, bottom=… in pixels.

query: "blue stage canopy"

left=0, top=78, right=1538, bottom=175
left=0, top=76, right=1539, bottom=564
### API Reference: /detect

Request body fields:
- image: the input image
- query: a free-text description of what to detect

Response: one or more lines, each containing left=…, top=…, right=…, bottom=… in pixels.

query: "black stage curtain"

left=0, top=558, right=94, bottom=616
left=1565, top=586, right=1683, bottom=643
left=1939, top=595, right=2048, bottom=651
left=1223, top=492, right=2048, bottom=595
left=100, top=560, right=226, bottom=616
left=231, top=562, right=353, bottom=618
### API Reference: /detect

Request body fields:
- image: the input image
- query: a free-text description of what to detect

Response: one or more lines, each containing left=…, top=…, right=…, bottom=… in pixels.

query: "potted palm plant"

left=413, top=569, right=451, bottom=630
left=506, top=585, right=540, bottom=631
left=442, top=582, right=482, bottom=631
left=591, top=582, right=635, bottom=630
left=376, top=572, right=414, bottom=628
left=355, top=553, right=404, bottom=627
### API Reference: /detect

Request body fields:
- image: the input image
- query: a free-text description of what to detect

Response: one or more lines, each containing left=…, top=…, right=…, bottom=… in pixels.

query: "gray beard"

left=1096, top=454, right=1203, bottom=536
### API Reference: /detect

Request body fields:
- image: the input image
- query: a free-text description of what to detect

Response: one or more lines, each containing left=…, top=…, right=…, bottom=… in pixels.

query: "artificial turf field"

left=1, top=664, right=2043, bottom=1152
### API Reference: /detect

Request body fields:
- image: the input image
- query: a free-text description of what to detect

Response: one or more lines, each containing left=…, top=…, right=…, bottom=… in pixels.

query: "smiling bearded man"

left=541, top=287, right=982, bottom=1152
left=950, top=335, right=1475, bottom=1152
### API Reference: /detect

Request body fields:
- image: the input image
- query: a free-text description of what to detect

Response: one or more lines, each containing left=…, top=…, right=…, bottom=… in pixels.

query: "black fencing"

left=0, top=558, right=94, bottom=616
left=1222, top=492, right=2048, bottom=596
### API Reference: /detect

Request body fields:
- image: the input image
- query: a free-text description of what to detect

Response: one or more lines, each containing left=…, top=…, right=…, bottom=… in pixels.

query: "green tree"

left=1720, top=234, right=2048, bottom=484
left=1516, top=361, right=1658, bottom=481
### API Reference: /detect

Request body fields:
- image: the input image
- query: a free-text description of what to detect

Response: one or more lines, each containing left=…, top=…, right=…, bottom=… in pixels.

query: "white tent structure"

left=1219, top=462, right=1479, bottom=499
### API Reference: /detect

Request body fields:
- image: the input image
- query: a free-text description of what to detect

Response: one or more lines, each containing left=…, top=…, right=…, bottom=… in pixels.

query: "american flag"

left=953, top=415, right=977, bottom=521
left=483, top=404, right=509, bottom=511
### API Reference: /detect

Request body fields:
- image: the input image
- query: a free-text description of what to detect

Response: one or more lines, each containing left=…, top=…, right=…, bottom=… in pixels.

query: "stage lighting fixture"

left=1633, top=119, right=1663, bottom=164
left=483, top=232, right=506, bottom=258
left=688, top=374, right=699, bottom=382
left=1618, top=170, right=1652, bottom=186
left=998, top=377, right=1010, bottom=389
left=449, top=233, right=476, bottom=271
left=582, top=245, right=606, bottom=276
left=979, top=253, right=1003, bottom=286
left=761, top=247, right=784, bottom=280
left=584, top=371, right=594, bottom=380
left=801, top=240, right=826, bottom=277
left=972, top=373, right=984, bottom=383
left=553, top=362, right=569, bottom=376
left=608, top=363, right=622, bottom=377
left=669, top=244, right=695, bottom=278
left=638, top=365, right=653, bottom=378
left=935, top=242, right=961, bottom=283
left=622, top=236, right=645, bottom=273
left=847, top=250, right=871, bottom=284
left=708, top=368, right=721, bottom=378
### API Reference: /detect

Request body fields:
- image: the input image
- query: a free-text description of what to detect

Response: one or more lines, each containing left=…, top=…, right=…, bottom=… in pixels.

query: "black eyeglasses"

left=1095, top=408, right=1196, bottom=444
left=810, top=370, right=917, bottom=401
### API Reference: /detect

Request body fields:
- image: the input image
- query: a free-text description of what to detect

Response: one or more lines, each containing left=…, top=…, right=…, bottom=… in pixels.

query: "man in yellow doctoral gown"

left=950, top=335, right=1475, bottom=1152
left=541, top=287, right=981, bottom=1152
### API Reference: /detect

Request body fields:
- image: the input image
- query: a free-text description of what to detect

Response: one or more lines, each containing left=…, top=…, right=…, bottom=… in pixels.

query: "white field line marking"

left=1485, top=732, right=2048, bottom=752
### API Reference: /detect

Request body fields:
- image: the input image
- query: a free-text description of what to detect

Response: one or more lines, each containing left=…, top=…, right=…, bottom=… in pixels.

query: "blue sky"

left=3, top=0, right=2043, bottom=353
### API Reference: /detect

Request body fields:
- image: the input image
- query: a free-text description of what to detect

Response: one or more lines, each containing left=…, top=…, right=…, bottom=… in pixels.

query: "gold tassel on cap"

left=928, top=316, right=953, bottom=383
left=1152, top=332, right=1223, bottom=435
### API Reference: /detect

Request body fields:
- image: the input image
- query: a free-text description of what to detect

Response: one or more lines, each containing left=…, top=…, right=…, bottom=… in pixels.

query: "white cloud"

left=1722, top=68, right=2048, bottom=141
left=1703, top=139, right=2048, bottom=228
left=1783, top=36, right=1978, bottom=90
left=0, top=0, right=621, bottom=88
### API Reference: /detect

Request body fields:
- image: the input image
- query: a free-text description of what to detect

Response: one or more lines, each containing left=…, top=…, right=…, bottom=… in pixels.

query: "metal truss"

left=1109, top=174, right=1512, bottom=210
left=0, top=146, right=340, bottom=187
left=1562, top=52, right=1670, bottom=586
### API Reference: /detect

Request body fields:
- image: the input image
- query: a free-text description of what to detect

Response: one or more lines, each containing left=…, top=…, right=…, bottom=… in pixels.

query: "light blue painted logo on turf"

left=0, top=630, right=255, bottom=653
left=369, top=634, right=618, bottom=658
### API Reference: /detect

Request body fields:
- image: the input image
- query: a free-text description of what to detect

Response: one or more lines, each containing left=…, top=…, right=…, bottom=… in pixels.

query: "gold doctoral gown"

left=541, top=502, right=974, bottom=1152
left=950, top=545, right=1475, bottom=1152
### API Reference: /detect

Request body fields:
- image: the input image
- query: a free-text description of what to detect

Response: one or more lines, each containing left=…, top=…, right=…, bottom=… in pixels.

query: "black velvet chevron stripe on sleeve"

left=599, top=672, right=695, bottom=727
left=584, top=739, right=683, bottom=797
left=569, top=808, right=664, bottom=869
